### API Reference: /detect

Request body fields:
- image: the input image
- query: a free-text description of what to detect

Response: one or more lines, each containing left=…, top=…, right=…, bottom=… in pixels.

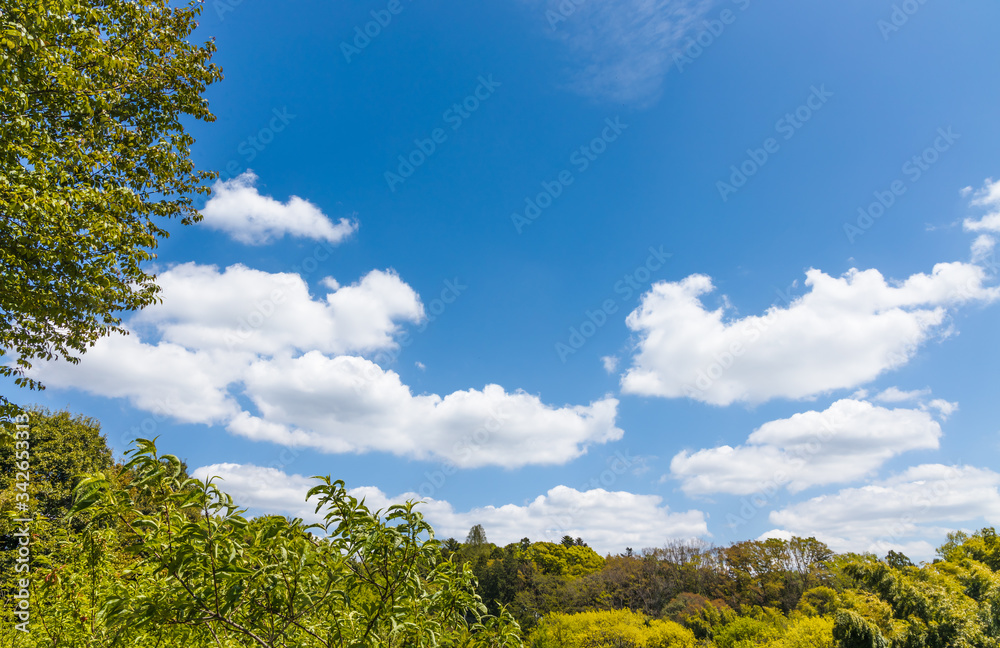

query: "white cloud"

left=34, top=333, right=243, bottom=424
left=132, top=263, right=424, bottom=356
left=232, top=352, right=623, bottom=468
left=871, top=387, right=956, bottom=420
left=31, top=263, right=623, bottom=469
left=963, top=178, right=1000, bottom=269
left=191, top=463, right=708, bottom=555
left=201, top=171, right=358, bottom=245
left=622, top=263, right=999, bottom=405
left=524, top=0, right=713, bottom=104
left=769, top=464, right=1000, bottom=559
left=963, top=177, right=1000, bottom=234
left=873, top=386, right=931, bottom=403
left=601, top=355, right=619, bottom=373
left=972, top=235, right=996, bottom=264
left=925, top=398, right=958, bottom=420
left=669, top=399, right=941, bottom=495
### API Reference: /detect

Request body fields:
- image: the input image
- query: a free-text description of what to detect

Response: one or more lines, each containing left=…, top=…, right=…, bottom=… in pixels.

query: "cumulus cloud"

left=31, top=263, right=623, bottom=469
left=669, top=399, right=942, bottom=495
left=191, top=463, right=708, bottom=555
left=768, top=464, right=1000, bottom=559
left=524, top=0, right=713, bottom=104
left=34, top=333, right=244, bottom=424
left=231, top=352, right=622, bottom=468
left=963, top=178, right=1000, bottom=269
left=201, top=171, right=358, bottom=245
left=622, top=262, right=999, bottom=405
left=133, top=263, right=424, bottom=356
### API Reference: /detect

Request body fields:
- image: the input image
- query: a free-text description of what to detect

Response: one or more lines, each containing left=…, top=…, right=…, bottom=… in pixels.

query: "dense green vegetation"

left=1, top=410, right=521, bottom=646
left=0, top=0, right=220, bottom=421
left=3, top=410, right=999, bottom=646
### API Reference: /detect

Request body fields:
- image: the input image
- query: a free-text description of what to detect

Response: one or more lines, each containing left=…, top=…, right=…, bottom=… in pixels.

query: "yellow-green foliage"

left=528, top=609, right=696, bottom=648
left=795, top=586, right=839, bottom=617
left=713, top=614, right=783, bottom=648
left=765, top=615, right=835, bottom=648
left=838, top=589, right=898, bottom=639
left=527, top=542, right=606, bottom=578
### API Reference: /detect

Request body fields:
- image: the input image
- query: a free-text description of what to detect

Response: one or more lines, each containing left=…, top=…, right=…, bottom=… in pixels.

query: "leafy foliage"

left=0, top=408, right=114, bottom=592
left=1, top=438, right=521, bottom=647
left=3, top=413, right=1000, bottom=648
left=527, top=608, right=696, bottom=648
left=0, top=0, right=221, bottom=419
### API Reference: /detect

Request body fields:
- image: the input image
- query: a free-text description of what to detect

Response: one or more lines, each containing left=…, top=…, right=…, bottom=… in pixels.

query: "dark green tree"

left=467, top=524, right=489, bottom=547
left=832, top=609, right=889, bottom=648
left=1, top=408, right=114, bottom=593
left=0, top=408, right=113, bottom=519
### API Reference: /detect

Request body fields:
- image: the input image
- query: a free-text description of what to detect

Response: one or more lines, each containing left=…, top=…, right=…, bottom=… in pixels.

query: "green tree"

left=838, top=553, right=999, bottom=648
left=713, top=614, right=783, bottom=648
left=468, top=524, right=490, bottom=547
left=832, top=610, right=888, bottom=648
left=528, top=609, right=695, bottom=648
left=0, top=408, right=112, bottom=519
left=0, top=0, right=222, bottom=419
left=525, top=542, right=604, bottom=579
left=768, top=615, right=835, bottom=648
left=3, top=438, right=522, bottom=646
left=0, top=408, right=114, bottom=594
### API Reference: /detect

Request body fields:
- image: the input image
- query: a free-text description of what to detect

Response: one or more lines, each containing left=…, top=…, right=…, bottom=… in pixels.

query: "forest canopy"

left=2, top=409, right=999, bottom=647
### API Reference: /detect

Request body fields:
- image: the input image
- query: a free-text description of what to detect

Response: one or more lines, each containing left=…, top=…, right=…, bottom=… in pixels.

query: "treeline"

left=2, top=409, right=999, bottom=647
left=445, top=524, right=1000, bottom=646
left=445, top=529, right=833, bottom=627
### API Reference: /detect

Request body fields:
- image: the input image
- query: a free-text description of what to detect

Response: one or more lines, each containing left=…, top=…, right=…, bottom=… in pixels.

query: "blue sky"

left=14, top=0, right=1000, bottom=560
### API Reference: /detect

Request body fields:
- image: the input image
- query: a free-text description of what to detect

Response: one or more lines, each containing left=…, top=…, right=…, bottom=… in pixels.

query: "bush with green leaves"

left=1, top=439, right=521, bottom=647
left=527, top=608, right=695, bottom=648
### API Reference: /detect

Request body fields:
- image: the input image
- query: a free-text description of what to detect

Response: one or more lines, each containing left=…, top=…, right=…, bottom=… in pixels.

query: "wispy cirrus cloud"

left=524, top=0, right=714, bottom=105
